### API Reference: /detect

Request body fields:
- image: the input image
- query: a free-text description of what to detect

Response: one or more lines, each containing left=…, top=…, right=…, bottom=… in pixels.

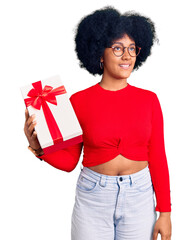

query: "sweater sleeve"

left=148, top=93, right=171, bottom=212
left=35, top=93, right=83, bottom=172
left=36, top=142, right=83, bottom=172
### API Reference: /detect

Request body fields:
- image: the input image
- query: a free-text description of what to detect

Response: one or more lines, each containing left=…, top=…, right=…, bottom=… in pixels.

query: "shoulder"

left=130, top=84, right=157, bottom=101
left=129, top=85, right=161, bottom=112
left=130, top=85, right=163, bottom=117
left=69, top=84, right=97, bottom=105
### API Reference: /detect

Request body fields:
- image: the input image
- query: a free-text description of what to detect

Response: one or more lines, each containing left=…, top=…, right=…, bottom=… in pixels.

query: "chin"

left=106, top=68, right=132, bottom=80
left=116, top=72, right=131, bottom=80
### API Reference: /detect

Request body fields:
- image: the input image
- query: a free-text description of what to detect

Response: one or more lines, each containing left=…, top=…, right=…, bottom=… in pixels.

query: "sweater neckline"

left=95, top=82, right=130, bottom=93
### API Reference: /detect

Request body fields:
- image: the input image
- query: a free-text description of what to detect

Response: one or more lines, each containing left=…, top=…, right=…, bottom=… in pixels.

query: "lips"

left=119, top=64, right=131, bottom=69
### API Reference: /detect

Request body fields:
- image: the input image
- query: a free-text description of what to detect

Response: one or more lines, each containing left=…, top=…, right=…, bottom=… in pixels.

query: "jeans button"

left=119, top=177, right=123, bottom=181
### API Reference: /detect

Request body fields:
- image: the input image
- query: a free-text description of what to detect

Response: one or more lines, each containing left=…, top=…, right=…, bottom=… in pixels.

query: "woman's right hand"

left=24, top=108, right=44, bottom=155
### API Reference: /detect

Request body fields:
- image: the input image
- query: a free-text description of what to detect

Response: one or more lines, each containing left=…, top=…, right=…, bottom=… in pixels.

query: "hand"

left=24, top=108, right=44, bottom=155
left=153, top=213, right=172, bottom=240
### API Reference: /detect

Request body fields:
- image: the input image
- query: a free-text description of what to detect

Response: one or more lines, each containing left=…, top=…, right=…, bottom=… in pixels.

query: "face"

left=101, top=34, right=137, bottom=80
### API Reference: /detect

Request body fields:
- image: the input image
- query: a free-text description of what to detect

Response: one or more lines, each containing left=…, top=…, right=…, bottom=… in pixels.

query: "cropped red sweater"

left=37, top=82, right=171, bottom=212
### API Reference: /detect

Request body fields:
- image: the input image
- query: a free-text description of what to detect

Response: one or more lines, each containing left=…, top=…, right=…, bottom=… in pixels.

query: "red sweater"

left=37, top=82, right=171, bottom=212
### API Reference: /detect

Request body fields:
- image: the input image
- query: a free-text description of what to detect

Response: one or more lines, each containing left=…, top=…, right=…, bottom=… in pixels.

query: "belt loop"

left=129, top=175, right=133, bottom=186
left=80, top=163, right=83, bottom=171
left=100, top=175, right=107, bottom=187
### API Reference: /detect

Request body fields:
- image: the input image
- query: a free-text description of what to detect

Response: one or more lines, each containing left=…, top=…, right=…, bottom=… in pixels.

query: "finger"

left=153, top=231, right=158, bottom=240
left=31, top=130, right=38, bottom=140
left=24, top=109, right=30, bottom=133
left=161, top=237, right=166, bottom=240
left=161, top=235, right=170, bottom=240
left=26, top=114, right=36, bottom=129
left=161, top=236, right=170, bottom=240
left=25, top=108, right=29, bottom=121
left=25, top=117, right=36, bottom=137
left=28, top=121, right=37, bottom=137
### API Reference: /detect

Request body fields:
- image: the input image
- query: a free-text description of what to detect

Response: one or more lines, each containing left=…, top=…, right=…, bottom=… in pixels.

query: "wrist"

left=159, top=212, right=171, bottom=217
left=28, top=145, right=44, bottom=156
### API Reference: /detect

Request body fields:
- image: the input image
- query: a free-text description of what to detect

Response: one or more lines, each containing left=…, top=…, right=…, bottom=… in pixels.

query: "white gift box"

left=20, top=75, right=83, bottom=155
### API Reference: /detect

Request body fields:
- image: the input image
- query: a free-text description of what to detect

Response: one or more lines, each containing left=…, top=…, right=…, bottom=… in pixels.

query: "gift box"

left=20, top=75, right=83, bottom=155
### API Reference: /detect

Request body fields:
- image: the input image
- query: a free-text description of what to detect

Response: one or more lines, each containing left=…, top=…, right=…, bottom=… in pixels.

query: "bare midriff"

left=87, top=154, right=148, bottom=176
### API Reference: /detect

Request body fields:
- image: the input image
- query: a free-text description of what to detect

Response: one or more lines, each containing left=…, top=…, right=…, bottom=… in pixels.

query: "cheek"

left=104, top=55, right=119, bottom=70
left=105, top=61, right=119, bottom=74
left=103, top=50, right=118, bottom=65
left=133, top=58, right=136, bottom=65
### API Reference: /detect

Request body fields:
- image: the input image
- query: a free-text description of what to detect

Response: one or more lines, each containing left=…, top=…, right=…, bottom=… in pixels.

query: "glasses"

left=108, top=42, right=141, bottom=57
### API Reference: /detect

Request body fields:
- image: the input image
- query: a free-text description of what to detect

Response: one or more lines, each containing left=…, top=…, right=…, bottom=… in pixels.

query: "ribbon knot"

left=25, top=81, right=65, bottom=110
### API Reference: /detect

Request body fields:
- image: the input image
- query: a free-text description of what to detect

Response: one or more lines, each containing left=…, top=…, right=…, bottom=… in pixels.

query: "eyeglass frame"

left=107, top=42, right=141, bottom=57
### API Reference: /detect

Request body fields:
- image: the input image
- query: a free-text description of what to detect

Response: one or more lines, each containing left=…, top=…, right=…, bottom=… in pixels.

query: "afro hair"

left=74, top=6, right=159, bottom=76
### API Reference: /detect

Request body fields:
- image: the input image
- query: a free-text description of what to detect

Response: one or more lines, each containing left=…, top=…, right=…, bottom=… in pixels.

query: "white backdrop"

left=0, top=0, right=191, bottom=239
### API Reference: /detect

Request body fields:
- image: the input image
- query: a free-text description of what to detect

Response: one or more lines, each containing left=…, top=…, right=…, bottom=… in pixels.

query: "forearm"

left=40, top=150, right=80, bottom=172
left=29, top=142, right=83, bottom=172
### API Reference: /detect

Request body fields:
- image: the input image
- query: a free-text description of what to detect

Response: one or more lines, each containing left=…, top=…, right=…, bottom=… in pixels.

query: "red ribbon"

left=24, top=80, right=67, bottom=144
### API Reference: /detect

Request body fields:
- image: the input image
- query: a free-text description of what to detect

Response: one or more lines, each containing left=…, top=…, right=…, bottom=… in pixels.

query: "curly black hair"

left=74, top=6, right=159, bottom=76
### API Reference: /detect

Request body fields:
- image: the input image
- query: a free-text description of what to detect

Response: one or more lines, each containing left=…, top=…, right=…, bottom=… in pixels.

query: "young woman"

left=24, top=6, right=172, bottom=240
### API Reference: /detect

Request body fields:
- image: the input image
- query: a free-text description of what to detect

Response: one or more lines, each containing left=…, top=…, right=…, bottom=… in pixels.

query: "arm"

left=35, top=142, right=83, bottom=172
left=148, top=93, right=171, bottom=212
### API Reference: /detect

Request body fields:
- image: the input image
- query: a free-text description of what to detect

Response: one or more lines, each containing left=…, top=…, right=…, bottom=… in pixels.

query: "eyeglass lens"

left=112, top=43, right=140, bottom=57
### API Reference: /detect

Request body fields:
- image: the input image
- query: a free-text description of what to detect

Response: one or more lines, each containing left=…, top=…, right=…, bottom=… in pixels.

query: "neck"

left=99, top=72, right=128, bottom=91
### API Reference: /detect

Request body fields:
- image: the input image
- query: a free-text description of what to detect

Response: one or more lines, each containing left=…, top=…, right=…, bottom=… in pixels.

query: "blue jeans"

left=71, top=165, right=157, bottom=240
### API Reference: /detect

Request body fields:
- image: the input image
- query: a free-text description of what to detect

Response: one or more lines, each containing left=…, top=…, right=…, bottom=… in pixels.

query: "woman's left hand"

left=153, top=212, right=172, bottom=240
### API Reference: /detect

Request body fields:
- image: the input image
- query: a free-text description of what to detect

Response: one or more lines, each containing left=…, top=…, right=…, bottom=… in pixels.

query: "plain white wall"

left=0, top=0, right=191, bottom=239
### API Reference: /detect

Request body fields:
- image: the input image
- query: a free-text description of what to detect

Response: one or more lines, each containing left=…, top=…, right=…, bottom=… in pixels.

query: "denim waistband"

left=80, top=165, right=150, bottom=186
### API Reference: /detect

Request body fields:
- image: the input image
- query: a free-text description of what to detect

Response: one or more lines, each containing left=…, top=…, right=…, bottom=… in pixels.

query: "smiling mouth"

left=119, top=64, right=131, bottom=69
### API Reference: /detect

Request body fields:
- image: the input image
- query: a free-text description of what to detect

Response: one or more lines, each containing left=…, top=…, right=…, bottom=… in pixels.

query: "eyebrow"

left=112, top=41, right=136, bottom=46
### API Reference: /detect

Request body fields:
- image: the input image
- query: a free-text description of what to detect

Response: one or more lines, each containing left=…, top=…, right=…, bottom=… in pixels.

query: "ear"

left=100, top=56, right=104, bottom=63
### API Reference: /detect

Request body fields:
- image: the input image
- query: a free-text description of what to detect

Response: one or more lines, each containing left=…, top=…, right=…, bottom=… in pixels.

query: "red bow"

left=24, top=81, right=67, bottom=145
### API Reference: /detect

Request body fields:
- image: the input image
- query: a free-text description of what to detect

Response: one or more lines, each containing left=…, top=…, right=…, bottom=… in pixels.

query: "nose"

left=122, top=47, right=131, bottom=59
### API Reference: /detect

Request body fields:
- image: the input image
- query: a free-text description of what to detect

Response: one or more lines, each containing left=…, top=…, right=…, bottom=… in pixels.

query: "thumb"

left=153, top=229, right=159, bottom=240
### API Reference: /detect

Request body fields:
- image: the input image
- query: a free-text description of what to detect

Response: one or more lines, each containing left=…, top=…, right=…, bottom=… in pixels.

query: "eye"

left=129, top=46, right=136, bottom=52
left=114, top=46, right=122, bottom=51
